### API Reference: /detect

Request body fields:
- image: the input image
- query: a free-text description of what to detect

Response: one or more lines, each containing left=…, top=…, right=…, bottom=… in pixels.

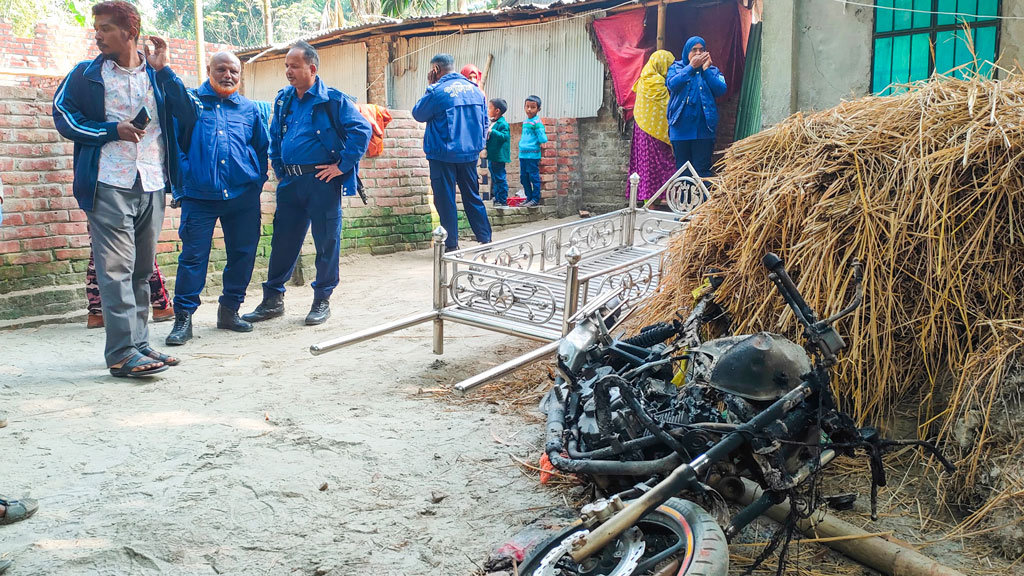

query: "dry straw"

left=636, top=73, right=1024, bottom=551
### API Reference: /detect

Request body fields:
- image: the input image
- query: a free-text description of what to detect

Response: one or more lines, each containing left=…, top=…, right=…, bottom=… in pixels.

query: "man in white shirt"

left=53, top=1, right=199, bottom=378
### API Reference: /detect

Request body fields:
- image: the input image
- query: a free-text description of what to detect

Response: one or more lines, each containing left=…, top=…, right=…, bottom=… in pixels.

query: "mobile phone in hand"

left=131, top=106, right=151, bottom=130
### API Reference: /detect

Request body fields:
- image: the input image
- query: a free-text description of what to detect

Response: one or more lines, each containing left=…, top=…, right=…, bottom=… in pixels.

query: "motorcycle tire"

left=516, top=498, right=728, bottom=576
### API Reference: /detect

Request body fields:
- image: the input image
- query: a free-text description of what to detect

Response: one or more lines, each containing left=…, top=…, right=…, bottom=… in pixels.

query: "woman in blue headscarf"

left=666, top=36, right=727, bottom=177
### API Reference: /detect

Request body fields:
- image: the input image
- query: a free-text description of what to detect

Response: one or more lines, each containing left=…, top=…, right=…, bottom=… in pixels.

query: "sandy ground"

left=0, top=219, right=576, bottom=576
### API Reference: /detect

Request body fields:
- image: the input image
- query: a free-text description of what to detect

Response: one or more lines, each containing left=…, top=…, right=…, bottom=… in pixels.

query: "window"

left=872, top=1, right=1000, bottom=95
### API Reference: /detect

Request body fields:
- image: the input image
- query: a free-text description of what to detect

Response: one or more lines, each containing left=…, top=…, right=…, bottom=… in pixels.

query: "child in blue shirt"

left=519, top=95, right=547, bottom=207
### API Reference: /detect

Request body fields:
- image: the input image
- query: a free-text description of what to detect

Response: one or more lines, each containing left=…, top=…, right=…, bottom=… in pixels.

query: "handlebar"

left=762, top=253, right=864, bottom=362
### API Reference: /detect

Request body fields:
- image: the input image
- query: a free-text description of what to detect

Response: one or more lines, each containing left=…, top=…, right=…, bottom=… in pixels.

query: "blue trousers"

left=671, top=138, right=715, bottom=177
left=173, top=189, right=261, bottom=313
left=490, top=162, right=508, bottom=204
left=263, top=173, right=342, bottom=301
left=520, top=158, right=541, bottom=203
left=429, top=160, right=492, bottom=248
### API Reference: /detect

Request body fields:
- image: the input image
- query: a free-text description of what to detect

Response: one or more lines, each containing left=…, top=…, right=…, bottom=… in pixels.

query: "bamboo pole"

left=656, top=1, right=667, bottom=50
left=735, top=479, right=966, bottom=576
left=263, top=0, right=273, bottom=44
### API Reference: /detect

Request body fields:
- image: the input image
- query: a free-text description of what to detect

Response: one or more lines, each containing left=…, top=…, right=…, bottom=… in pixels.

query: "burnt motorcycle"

left=520, top=253, right=953, bottom=576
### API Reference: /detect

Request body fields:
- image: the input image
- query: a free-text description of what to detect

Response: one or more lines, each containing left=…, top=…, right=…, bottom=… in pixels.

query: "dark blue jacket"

left=411, top=73, right=488, bottom=164
left=52, top=54, right=199, bottom=211
left=269, top=78, right=371, bottom=196
left=666, top=62, right=727, bottom=141
left=176, top=82, right=269, bottom=201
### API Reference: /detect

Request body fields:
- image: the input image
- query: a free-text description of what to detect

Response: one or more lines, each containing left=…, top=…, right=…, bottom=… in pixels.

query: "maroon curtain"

left=592, top=1, right=750, bottom=115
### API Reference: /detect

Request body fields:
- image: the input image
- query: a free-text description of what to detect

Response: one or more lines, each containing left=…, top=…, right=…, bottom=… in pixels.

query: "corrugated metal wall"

left=391, top=17, right=605, bottom=124
left=243, top=42, right=368, bottom=104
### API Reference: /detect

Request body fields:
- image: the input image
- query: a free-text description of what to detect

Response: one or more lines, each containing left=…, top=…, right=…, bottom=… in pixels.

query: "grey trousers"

left=86, top=183, right=166, bottom=367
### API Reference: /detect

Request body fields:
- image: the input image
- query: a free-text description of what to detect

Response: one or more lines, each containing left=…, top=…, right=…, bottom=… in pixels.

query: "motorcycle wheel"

left=517, top=498, right=728, bottom=576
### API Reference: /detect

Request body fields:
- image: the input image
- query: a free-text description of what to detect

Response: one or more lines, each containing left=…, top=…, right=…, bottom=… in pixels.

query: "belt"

left=281, top=164, right=322, bottom=177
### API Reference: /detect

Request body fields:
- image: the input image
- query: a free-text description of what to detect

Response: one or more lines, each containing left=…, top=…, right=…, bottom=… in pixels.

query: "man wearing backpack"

left=242, top=41, right=372, bottom=326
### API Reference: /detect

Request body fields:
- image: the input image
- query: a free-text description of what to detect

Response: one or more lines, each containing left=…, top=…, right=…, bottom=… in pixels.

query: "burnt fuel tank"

left=690, top=332, right=811, bottom=401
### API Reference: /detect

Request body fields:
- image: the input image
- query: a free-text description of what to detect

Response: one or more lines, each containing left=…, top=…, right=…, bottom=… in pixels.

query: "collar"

left=86, top=52, right=150, bottom=81
left=103, top=52, right=147, bottom=74
left=438, top=72, right=468, bottom=85
left=291, top=76, right=328, bottom=104
left=198, top=80, right=241, bottom=104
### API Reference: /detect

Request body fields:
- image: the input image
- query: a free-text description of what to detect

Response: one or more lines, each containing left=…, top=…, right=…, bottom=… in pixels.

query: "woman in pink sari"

left=627, top=50, right=677, bottom=201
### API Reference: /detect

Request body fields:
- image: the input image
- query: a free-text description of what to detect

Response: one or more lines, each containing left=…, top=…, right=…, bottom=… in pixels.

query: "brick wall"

left=365, top=35, right=390, bottom=106
left=0, top=89, right=436, bottom=325
left=478, top=117, right=582, bottom=217
left=579, top=72, right=631, bottom=214
left=0, top=22, right=232, bottom=89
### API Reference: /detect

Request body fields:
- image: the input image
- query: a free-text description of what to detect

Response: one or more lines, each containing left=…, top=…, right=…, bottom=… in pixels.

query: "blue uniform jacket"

left=411, top=73, right=488, bottom=164
left=666, top=62, right=727, bottom=141
left=176, top=82, right=269, bottom=201
left=269, top=78, right=372, bottom=196
left=52, top=54, right=200, bottom=211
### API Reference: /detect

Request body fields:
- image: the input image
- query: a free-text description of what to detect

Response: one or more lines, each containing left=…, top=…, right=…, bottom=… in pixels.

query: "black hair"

left=290, top=40, right=319, bottom=68
left=489, top=98, right=508, bottom=115
left=430, top=53, right=455, bottom=73
left=525, top=95, right=542, bottom=109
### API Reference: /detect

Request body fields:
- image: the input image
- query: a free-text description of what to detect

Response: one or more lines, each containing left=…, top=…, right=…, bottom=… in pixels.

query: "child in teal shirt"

left=486, top=98, right=511, bottom=207
left=519, top=95, right=547, bottom=207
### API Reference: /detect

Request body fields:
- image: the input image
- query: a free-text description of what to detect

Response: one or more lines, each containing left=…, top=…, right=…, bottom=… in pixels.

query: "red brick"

left=1, top=171, right=40, bottom=184
left=4, top=250, right=53, bottom=265
left=22, top=236, right=66, bottom=250
left=3, top=198, right=48, bottom=211
left=22, top=210, right=67, bottom=224
left=47, top=196, right=79, bottom=210
left=68, top=234, right=91, bottom=248
left=54, top=247, right=90, bottom=260
left=43, top=171, right=74, bottom=183
left=0, top=115, right=36, bottom=128
left=16, top=157, right=60, bottom=171
left=49, top=222, right=87, bottom=235
left=15, top=129, right=59, bottom=143
left=0, top=240, right=20, bottom=254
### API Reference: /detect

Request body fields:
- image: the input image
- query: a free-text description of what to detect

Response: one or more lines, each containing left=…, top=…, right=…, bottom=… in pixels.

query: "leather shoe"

left=152, top=305, right=175, bottom=323
left=86, top=313, right=104, bottom=329
left=305, top=299, right=330, bottom=326
left=242, top=294, right=284, bottom=323
left=217, top=305, right=253, bottom=332
left=165, top=310, right=193, bottom=346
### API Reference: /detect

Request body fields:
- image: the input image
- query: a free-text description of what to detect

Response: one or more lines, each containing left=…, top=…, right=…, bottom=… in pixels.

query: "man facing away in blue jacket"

left=242, top=41, right=372, bottom=326
left=412, top=53, right=492, bottom=252
left=164, top=52, right=270, bottom=346
left=52, top=0, right=200, bottom=378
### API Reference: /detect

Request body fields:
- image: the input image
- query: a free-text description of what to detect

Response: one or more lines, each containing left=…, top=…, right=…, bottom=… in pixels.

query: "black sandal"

left=109, top=351, right=168, bottom=378
left=138, top=346, right=180, bottom=366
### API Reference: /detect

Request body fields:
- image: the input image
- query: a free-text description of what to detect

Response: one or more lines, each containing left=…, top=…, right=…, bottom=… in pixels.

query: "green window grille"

left=872, top=0, right=1000, bottom=95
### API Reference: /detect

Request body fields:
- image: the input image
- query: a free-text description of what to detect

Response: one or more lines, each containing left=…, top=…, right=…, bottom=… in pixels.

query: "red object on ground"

left=539, top=453, right=555, bottom=484
left=507, top=197, right=526, bottom=207
left=495, top=542, right=529, bottom=562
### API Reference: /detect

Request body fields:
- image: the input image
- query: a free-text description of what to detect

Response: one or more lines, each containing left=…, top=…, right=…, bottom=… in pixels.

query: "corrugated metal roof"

left=391, top=16, right=604, bottom=123
left=235, top=0, right=617, bottom=58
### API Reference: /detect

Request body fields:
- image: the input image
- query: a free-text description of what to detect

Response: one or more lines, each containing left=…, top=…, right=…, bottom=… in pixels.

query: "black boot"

left=217, top=305, right=253, bottom=333
left=305, top=299, right=331, bottom=326
left=165, top=310, right=193, bottom=346
left=241, top=293, right=284, bottom=323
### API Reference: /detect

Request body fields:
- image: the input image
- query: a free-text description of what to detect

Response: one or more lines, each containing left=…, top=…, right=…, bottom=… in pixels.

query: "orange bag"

left=356, top=103, right=393, bottom=158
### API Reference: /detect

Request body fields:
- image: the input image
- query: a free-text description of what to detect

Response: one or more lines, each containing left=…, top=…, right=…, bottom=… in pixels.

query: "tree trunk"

left=195, top=0, right=205, bottom=81
left=263, top=0, right=274, bottom=44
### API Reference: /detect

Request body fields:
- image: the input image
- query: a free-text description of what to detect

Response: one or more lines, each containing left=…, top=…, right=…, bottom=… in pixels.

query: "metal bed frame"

left=310, top=163, right=709, bottom=392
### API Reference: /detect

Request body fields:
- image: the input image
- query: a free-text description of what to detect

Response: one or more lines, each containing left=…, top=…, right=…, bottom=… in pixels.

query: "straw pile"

left=637, top=75, right=1024, bottom=557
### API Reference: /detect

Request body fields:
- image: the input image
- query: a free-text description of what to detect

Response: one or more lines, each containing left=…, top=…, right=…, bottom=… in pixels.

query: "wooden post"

left=656, top=1, right=667, bottom=51
left=263, top=0, right=274, bottom=44
left=195, top=0, right=206, bottom=82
